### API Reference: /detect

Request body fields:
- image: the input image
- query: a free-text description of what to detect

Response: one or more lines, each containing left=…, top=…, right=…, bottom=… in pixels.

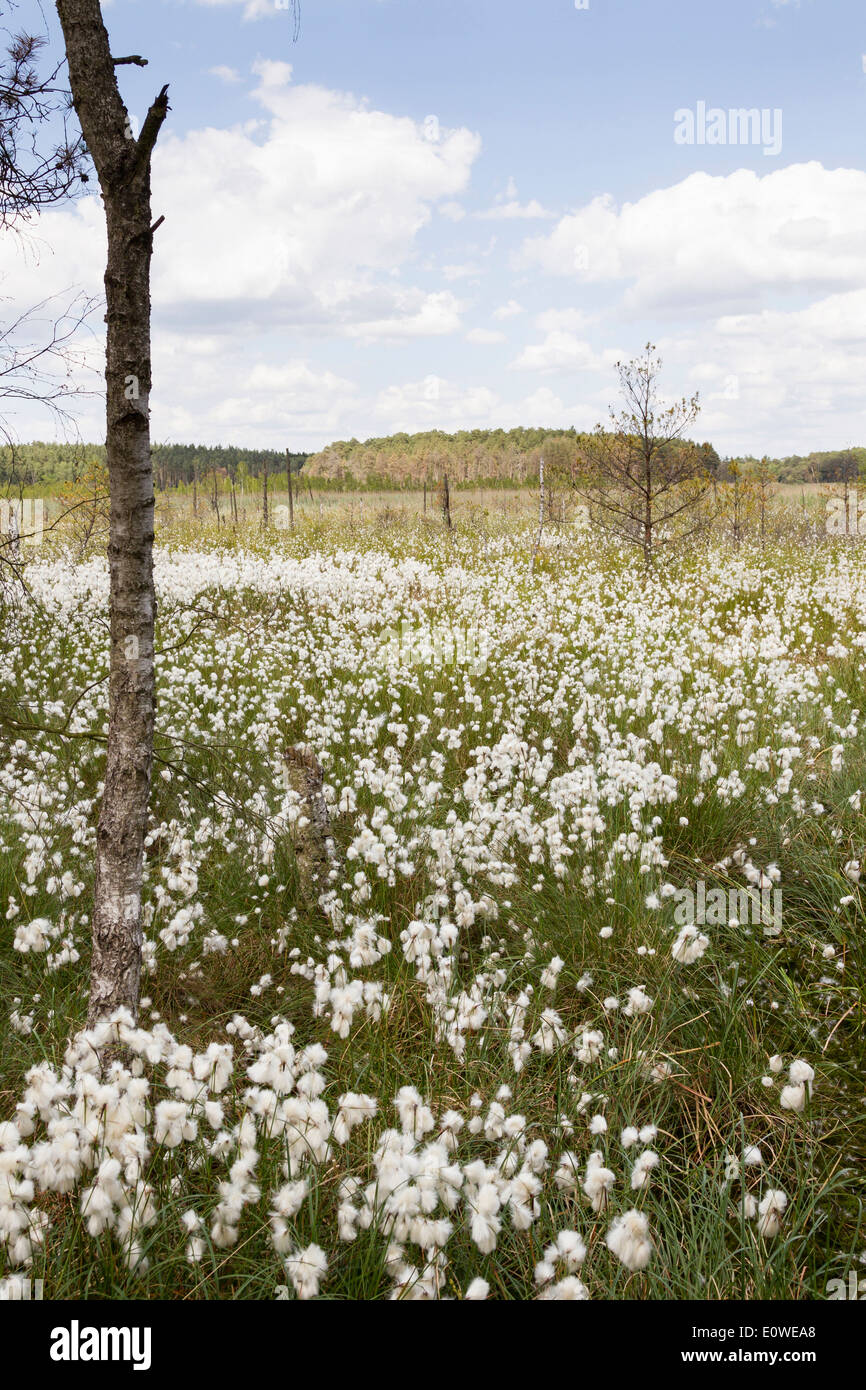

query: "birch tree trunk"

left=56, top=0, right=169, bottom=1025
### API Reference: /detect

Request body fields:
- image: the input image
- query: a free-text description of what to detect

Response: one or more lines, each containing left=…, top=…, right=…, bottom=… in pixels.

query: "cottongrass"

left=1, top=523, right=863, bottom=1297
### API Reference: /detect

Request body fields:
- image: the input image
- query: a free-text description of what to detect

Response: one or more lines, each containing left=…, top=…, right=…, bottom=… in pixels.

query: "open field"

left=0, top=510, right=864, bottom=1300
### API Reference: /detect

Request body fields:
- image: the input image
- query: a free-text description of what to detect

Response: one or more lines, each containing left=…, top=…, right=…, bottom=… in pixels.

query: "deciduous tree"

left=575, top=344, right=712, bottom=566
left=55, top=0, right=169, bottom=1024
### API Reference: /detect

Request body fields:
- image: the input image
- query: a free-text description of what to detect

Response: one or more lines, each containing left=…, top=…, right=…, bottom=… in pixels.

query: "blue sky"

left=5, top=0, right=866, bottom=455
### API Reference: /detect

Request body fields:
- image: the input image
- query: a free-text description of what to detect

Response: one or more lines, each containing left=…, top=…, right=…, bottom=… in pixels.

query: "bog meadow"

left=1, top=451, right=865, bottom=1301
left=1, top=0, right=865, bottom=1312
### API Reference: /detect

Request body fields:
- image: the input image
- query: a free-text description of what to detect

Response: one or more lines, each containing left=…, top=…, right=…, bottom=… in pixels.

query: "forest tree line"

left=0, top=441, right=311, bottom=489
left=3, top=432, right=865, bottom=492
left=306, top=430, right=866, bottom=488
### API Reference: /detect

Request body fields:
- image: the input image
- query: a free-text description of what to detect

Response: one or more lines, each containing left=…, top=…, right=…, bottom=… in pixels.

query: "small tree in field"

left=575, top=344, right=713, bottom=566
left=752, top=455, right=777, bottom=546
left=55, top=454, right=109, bottom=561
left=721, top=458, right=747, bottom=549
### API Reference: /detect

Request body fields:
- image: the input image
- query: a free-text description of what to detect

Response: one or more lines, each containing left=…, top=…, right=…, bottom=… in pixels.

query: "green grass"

left=0, top=511, right=864, bottom=1300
